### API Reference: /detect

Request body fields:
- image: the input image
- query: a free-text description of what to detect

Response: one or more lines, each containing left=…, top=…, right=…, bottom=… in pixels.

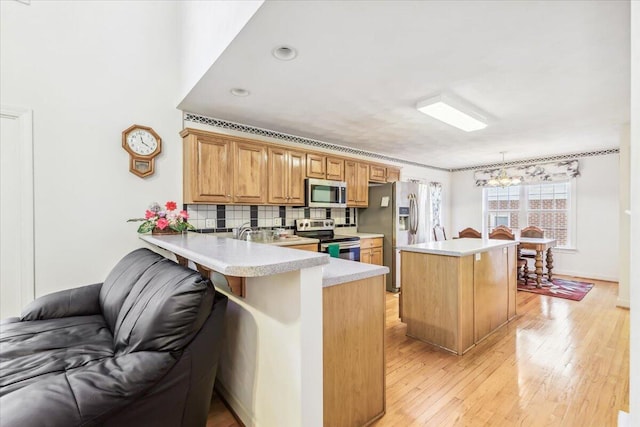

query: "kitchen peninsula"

left=398, top=238, right=518, bottom=355
left=140, top=233, right=388, bottom=427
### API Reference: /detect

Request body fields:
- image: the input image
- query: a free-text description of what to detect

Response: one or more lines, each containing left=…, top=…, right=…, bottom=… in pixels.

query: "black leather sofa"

left=0, top=248, right=228, bottom=427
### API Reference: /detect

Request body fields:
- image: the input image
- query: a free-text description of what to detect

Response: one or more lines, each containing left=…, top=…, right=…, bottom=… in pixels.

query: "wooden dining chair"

left=458, top=227, right=481, bottom=238
left=519, top=226, right=544, bottom=275
left=433, top=226, right=447, bottom=241
left=488, top=227, right=529, bottom=283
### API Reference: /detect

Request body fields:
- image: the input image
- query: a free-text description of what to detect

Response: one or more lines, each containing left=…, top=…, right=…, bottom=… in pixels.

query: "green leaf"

left=138, top=222, right=155, bottom=233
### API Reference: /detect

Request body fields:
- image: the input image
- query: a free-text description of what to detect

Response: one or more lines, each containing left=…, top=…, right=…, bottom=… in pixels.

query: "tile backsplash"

left=186, top=205, right=356, bottom=232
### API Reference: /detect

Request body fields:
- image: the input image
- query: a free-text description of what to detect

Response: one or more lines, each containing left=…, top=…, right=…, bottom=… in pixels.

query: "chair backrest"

left=489, top=226, right=516, bottom=240
left=521, top=226, right=544, bottom=238
left=433, top=226, right=447, bottom=241
left=458, top=227, right=482, bottom=238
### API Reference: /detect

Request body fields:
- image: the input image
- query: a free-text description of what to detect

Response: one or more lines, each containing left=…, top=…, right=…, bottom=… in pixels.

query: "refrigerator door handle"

left=409, top=194, right=418, bottom=235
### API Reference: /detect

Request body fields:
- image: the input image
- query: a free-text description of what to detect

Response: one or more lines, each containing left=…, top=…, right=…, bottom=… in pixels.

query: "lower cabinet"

left=360, top=237, right=383, bottom=265
left=323, top=275, right=386, bottom=427
left=287, top=243, right=318, bottom=252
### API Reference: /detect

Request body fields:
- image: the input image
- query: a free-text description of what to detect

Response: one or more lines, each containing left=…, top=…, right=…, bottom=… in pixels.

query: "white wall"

left=450, top=154, right=620, bottom=282
left=1, top=1, right=184, bottom=296
left=178, top=1, right=263, bottom=103
left=618, top=125, right=630, bottom=307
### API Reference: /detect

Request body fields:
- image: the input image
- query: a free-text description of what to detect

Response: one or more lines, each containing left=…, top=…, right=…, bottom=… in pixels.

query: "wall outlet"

left=273, top=217, right=283, bottom=227
left=475, top=253, right=481, bottom=261
left=205, top=219, right=216, bottom=228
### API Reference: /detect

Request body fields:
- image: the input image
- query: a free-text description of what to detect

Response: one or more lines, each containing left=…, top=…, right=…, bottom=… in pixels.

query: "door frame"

left=1, top=105, right=35, bottom=307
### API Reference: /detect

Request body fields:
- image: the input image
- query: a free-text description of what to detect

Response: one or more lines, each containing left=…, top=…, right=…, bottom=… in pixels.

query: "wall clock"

left=122, top=124, right=162, bottom=178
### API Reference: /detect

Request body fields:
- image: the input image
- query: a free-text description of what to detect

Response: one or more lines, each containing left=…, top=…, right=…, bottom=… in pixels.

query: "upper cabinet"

left=369, top=165, right=387, bottom=183
left=386, top=167, right=401, bottom=182
left=345, top=161, right=369, bottom=207
left=269, top=147, right=305, bottom=205
left=306, top=154, right=345, bottom=181
left=182, top=129, right=266, bottom=204
left=182, top=128, right=400, bottom=206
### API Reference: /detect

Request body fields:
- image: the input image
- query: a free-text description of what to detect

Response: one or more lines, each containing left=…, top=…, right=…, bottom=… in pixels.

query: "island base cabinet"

left=401, top=246, right=516, bottom=355
left=323, top=276, right=385, bottom=427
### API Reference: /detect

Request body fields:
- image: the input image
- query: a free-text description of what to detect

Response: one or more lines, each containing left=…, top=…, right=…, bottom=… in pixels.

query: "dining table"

left=518, top=237, right=557, bottom=288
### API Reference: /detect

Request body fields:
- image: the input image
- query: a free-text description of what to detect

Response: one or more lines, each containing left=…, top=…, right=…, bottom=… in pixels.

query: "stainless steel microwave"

left=305, top=178, right=347, bottom=208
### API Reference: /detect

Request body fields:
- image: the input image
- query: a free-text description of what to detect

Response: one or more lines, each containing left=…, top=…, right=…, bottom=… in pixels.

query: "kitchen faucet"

left=237, top=222, right=253, bottom=240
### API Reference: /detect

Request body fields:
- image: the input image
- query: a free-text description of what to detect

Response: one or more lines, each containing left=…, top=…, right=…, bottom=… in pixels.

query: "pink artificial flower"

left=156, top=218, right=169, bottom=230
left=165, top=201, right=177, bottom=211
left=145, top=210, right=156, bottom=219
left=179, top=210, right=189, bottom=220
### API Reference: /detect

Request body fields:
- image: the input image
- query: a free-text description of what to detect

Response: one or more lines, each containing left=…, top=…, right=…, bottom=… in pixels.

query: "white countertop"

left=268, top=236, right=319, bottom=247
left=141, top=233, right=387, bottom=287
left=397, top=238, right=518, bottom=257
left=338, top=228, right=384, bottom=239
left=141, top=233, right=328, bottom=277
left=322, top=258, right=389, bottom=287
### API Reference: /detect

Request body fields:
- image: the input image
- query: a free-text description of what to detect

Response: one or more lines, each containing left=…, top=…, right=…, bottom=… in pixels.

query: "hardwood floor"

left=207, top=276, right=629, bottom=427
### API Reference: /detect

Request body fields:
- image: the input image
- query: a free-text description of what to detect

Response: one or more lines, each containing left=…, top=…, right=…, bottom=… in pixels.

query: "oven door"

left=320, top=241, right=360, bottom=262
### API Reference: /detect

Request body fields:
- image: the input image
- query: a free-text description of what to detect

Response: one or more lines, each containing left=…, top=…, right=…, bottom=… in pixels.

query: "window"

left=484, top=181, right=574, bottom=248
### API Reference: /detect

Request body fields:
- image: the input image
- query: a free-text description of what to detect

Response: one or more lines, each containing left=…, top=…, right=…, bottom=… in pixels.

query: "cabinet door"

left=369, top=165, right=387, bottom=183
left=345, top=161, right=358, bottom=206
left=268, top=147, right=289, bottom=204
left=184, top=134, right=233, bottom=203
left=326, top=157, right=344, bottom=181
left=356, top=162, right=370, bottom=206
left=360, top=248, right=372, bottom=264
left=386, top=167, right=400, bottom=182
left=370, top=247, right=383, bottom=266
left=288, top=150, right=306, bottom=205
left=306, top=153, right=326, bottom=179
left=234, top=141, right=267, bottom=204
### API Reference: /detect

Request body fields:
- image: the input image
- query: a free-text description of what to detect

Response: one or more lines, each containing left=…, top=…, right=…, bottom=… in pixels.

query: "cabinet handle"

left=227, top=194, right=231, bottom=197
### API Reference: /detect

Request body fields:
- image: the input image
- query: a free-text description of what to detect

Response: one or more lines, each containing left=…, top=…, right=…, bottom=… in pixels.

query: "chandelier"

left=487, top=152, right=521, bottom=187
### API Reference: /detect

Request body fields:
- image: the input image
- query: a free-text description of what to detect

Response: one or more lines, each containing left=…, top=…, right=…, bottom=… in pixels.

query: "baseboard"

left=214, top=380, right=254, bottom=427
left=552, top=269, right=618, bottom=283
left=616, top=298, right=630, bottom=309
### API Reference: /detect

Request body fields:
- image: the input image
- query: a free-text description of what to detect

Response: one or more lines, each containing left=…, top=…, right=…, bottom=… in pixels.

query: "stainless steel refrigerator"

left=358, top=182, right=429, bottom=292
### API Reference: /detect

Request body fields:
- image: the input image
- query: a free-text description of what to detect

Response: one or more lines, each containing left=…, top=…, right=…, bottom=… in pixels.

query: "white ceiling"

left=178, top=1, right=630, bottom=170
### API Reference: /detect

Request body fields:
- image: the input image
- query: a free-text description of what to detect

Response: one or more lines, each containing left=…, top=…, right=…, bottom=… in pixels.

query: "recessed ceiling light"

left=230, top=88, right=250, bottom=97
left=416, top=94, right=488, bottom=132
left=272, top=46, right=297, bottom=61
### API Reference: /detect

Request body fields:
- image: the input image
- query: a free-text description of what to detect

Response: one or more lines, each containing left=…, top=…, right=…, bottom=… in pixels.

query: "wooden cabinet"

left=323, top=275, right=385, bottom=427
left=345, top=161, right=369, bottom=207
left=306, top=153, right=326, bottom=179
left=182, top=130, right=233, bottom=204
left=306, top=154, right=345, bottom=181
left=287, top=243, right=318, bottom=252
left=268, top=147, right=305, bottom=205
left=400, top=245, right=517, bottom=355
left=360, top=237, right=383, bottom=266
left=182, top=129, right=266, bottom=205
left=386, top=167, right=401, bottom=182
left=234, top=141, right=268, bottom=204
left=182, top=128, right=400, bottom=207
left=326, top=157, right=344, bottom=181
left=369, top=165, right=387, bottom=183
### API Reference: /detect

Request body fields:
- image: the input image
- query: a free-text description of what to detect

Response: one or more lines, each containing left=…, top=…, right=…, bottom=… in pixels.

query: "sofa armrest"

left=21, top=283, right=103, bottom=321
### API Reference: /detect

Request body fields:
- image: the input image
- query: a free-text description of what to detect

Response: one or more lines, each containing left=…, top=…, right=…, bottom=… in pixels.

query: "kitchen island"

left=140, top=233, right=388, bottom=427
left=397, top=238, right=518, bottom=355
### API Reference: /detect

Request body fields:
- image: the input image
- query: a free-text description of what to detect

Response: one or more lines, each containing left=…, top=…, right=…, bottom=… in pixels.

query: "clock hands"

left=139, top=135, right=150, bottom=148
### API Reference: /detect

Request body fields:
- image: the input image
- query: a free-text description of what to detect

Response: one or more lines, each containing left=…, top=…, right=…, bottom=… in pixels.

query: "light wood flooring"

left=207, top=276, right=629, bottom=427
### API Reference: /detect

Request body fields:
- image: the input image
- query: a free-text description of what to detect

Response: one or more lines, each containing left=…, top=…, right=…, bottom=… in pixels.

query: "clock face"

left=126, top=129, right=158, bottom=156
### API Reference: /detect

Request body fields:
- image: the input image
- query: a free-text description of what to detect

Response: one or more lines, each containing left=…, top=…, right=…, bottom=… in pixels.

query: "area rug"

left=517, top=278, right=594, bottom=301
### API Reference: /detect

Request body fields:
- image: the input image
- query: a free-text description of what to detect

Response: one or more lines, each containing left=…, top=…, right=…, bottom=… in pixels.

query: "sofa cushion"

left=99, top=248, right=166, bottom=333
left=113, top=257, right=214, bottom=354
left=0, top=314, right=113, bottom=397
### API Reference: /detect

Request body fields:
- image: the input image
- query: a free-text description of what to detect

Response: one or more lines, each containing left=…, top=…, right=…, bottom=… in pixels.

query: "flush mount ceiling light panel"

left=416, top=94, right=488, bottom=132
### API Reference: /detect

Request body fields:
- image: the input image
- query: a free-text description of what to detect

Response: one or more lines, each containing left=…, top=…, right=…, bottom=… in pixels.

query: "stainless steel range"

left=295, top=219, right=360, bottom=261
